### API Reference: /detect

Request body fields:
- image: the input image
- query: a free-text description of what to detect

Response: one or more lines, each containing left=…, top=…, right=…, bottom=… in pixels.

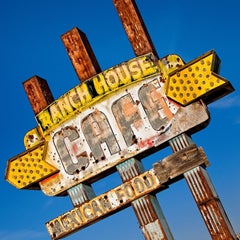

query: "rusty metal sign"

left=5, top=51, right=232, bottom=196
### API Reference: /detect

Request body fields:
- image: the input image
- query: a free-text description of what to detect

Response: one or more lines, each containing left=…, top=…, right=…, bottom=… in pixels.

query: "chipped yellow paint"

left=166, top=51, right=230, bottom=105
left=36, top=53, right=160, bottom=135
left=35, top=51, right=232, bottom=135
left=24, top=127, right=43, bottom=150
left=5, top=142, right=58, bottom=189
left=5, top=51, right=233, bottom=193
left=158, top=54, right=185, bottom=80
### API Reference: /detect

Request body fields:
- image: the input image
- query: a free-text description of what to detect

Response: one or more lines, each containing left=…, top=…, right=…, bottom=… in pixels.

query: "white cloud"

left=235, top=116, right=240, bottom=124
left=209, top=94, right=240, bottom=124
left=42, top=199, right=55, bottom=210
left=209, top=95, right=240, bottom=109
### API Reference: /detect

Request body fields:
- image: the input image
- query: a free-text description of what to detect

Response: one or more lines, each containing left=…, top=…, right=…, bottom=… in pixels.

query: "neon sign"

left=6, top=51, right=230, bottom=196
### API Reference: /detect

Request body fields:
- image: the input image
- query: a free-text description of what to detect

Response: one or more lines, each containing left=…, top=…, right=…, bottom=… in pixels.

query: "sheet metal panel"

left=132, top=195, right=173, bottom=240
left=36, top=53, right=160, bottom=134
left=117, top=158, right=173, bottom=240
left=170, top=134, right=237, bottom=239
left=39, top=75, right=209, bottom=196
left=166, top=51, right=233, bottom=105
left=46, top=146, right=209, bottom=239
left=6, top=51, right=234, bottom=195
left=116, top=158, right=145, bottom=182
left=185, top=167, right=237, bottom=240
left=5, top=142, right=59, bottom=189
left=61, top=27, right=101, bottom=82
left=46, top=169, right=160, bottom=239
left=67, top=183, right=96, bottom=206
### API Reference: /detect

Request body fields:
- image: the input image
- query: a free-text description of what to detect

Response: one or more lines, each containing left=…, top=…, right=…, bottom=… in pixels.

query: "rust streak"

left=113, top=0, right=158, bottom=57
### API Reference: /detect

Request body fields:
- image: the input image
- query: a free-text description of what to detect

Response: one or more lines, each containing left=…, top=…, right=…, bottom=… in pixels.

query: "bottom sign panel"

left=46, top=145, right=208, bottom=239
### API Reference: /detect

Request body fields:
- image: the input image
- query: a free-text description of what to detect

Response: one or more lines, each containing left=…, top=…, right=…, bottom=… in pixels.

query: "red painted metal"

left=61, top=27, right=101, bottom=82
left=23, top=75, right=54, bottom=115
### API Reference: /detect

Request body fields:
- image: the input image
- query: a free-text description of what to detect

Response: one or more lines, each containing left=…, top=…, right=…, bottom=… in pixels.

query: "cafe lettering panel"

left=6, top=52, right=217, bottom=196
left=6, top=51, right=228, bottom=196
left=36, top=54, right=209, bottom=196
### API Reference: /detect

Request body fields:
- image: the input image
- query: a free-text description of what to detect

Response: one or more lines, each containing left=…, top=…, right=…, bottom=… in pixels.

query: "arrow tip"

left=5, top=143, right=58, bottom=189
left=166, top=51, right=234, bottom=106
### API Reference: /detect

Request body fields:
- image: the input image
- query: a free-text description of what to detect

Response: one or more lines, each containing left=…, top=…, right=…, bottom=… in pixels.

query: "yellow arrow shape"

left=165, top=50, right=234, bottom=106
left=5, top=142, right=59, bottom=189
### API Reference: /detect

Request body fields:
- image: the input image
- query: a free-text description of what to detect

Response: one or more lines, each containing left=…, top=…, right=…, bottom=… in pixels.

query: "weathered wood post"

left=61, top=27, right=103, bottom=207
left=61, top=12, right=173, bottom=239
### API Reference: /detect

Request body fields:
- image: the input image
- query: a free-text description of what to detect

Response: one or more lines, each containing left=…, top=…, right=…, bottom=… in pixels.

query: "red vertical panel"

left=23, top=75, right=54, bottom=115
left=113, top=0, right=158, bottom=57
left=61, top=27, right=101, bottom=82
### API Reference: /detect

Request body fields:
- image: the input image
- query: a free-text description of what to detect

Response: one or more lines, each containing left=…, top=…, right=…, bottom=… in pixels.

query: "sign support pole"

left=114, top=1, right=174, bottom=238
left=113, top=0, right=158, bottom=58
left=169, top=134, right=237, bottom=240
left=117, top=158, right=174, bottom=240
left=114, top=0, right=237, bottom=238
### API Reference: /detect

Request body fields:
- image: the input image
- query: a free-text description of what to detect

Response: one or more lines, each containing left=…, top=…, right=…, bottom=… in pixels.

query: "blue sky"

left=1, top=0, right=240, bottom=239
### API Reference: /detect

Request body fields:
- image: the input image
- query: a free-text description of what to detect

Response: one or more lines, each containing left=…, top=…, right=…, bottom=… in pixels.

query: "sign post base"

left=117, top=159, right=174, bottom=240
left=169, top=134, right=237, bottom=239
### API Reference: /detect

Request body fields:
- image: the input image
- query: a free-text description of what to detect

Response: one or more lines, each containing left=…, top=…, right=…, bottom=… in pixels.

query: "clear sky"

left=1, top=0, right=240, bottom=240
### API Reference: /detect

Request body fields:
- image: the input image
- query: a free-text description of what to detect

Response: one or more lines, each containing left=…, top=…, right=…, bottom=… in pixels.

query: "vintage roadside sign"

left=5, top=0, right=237, bottom=239
left=5, top=51, right=232, bottom=196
